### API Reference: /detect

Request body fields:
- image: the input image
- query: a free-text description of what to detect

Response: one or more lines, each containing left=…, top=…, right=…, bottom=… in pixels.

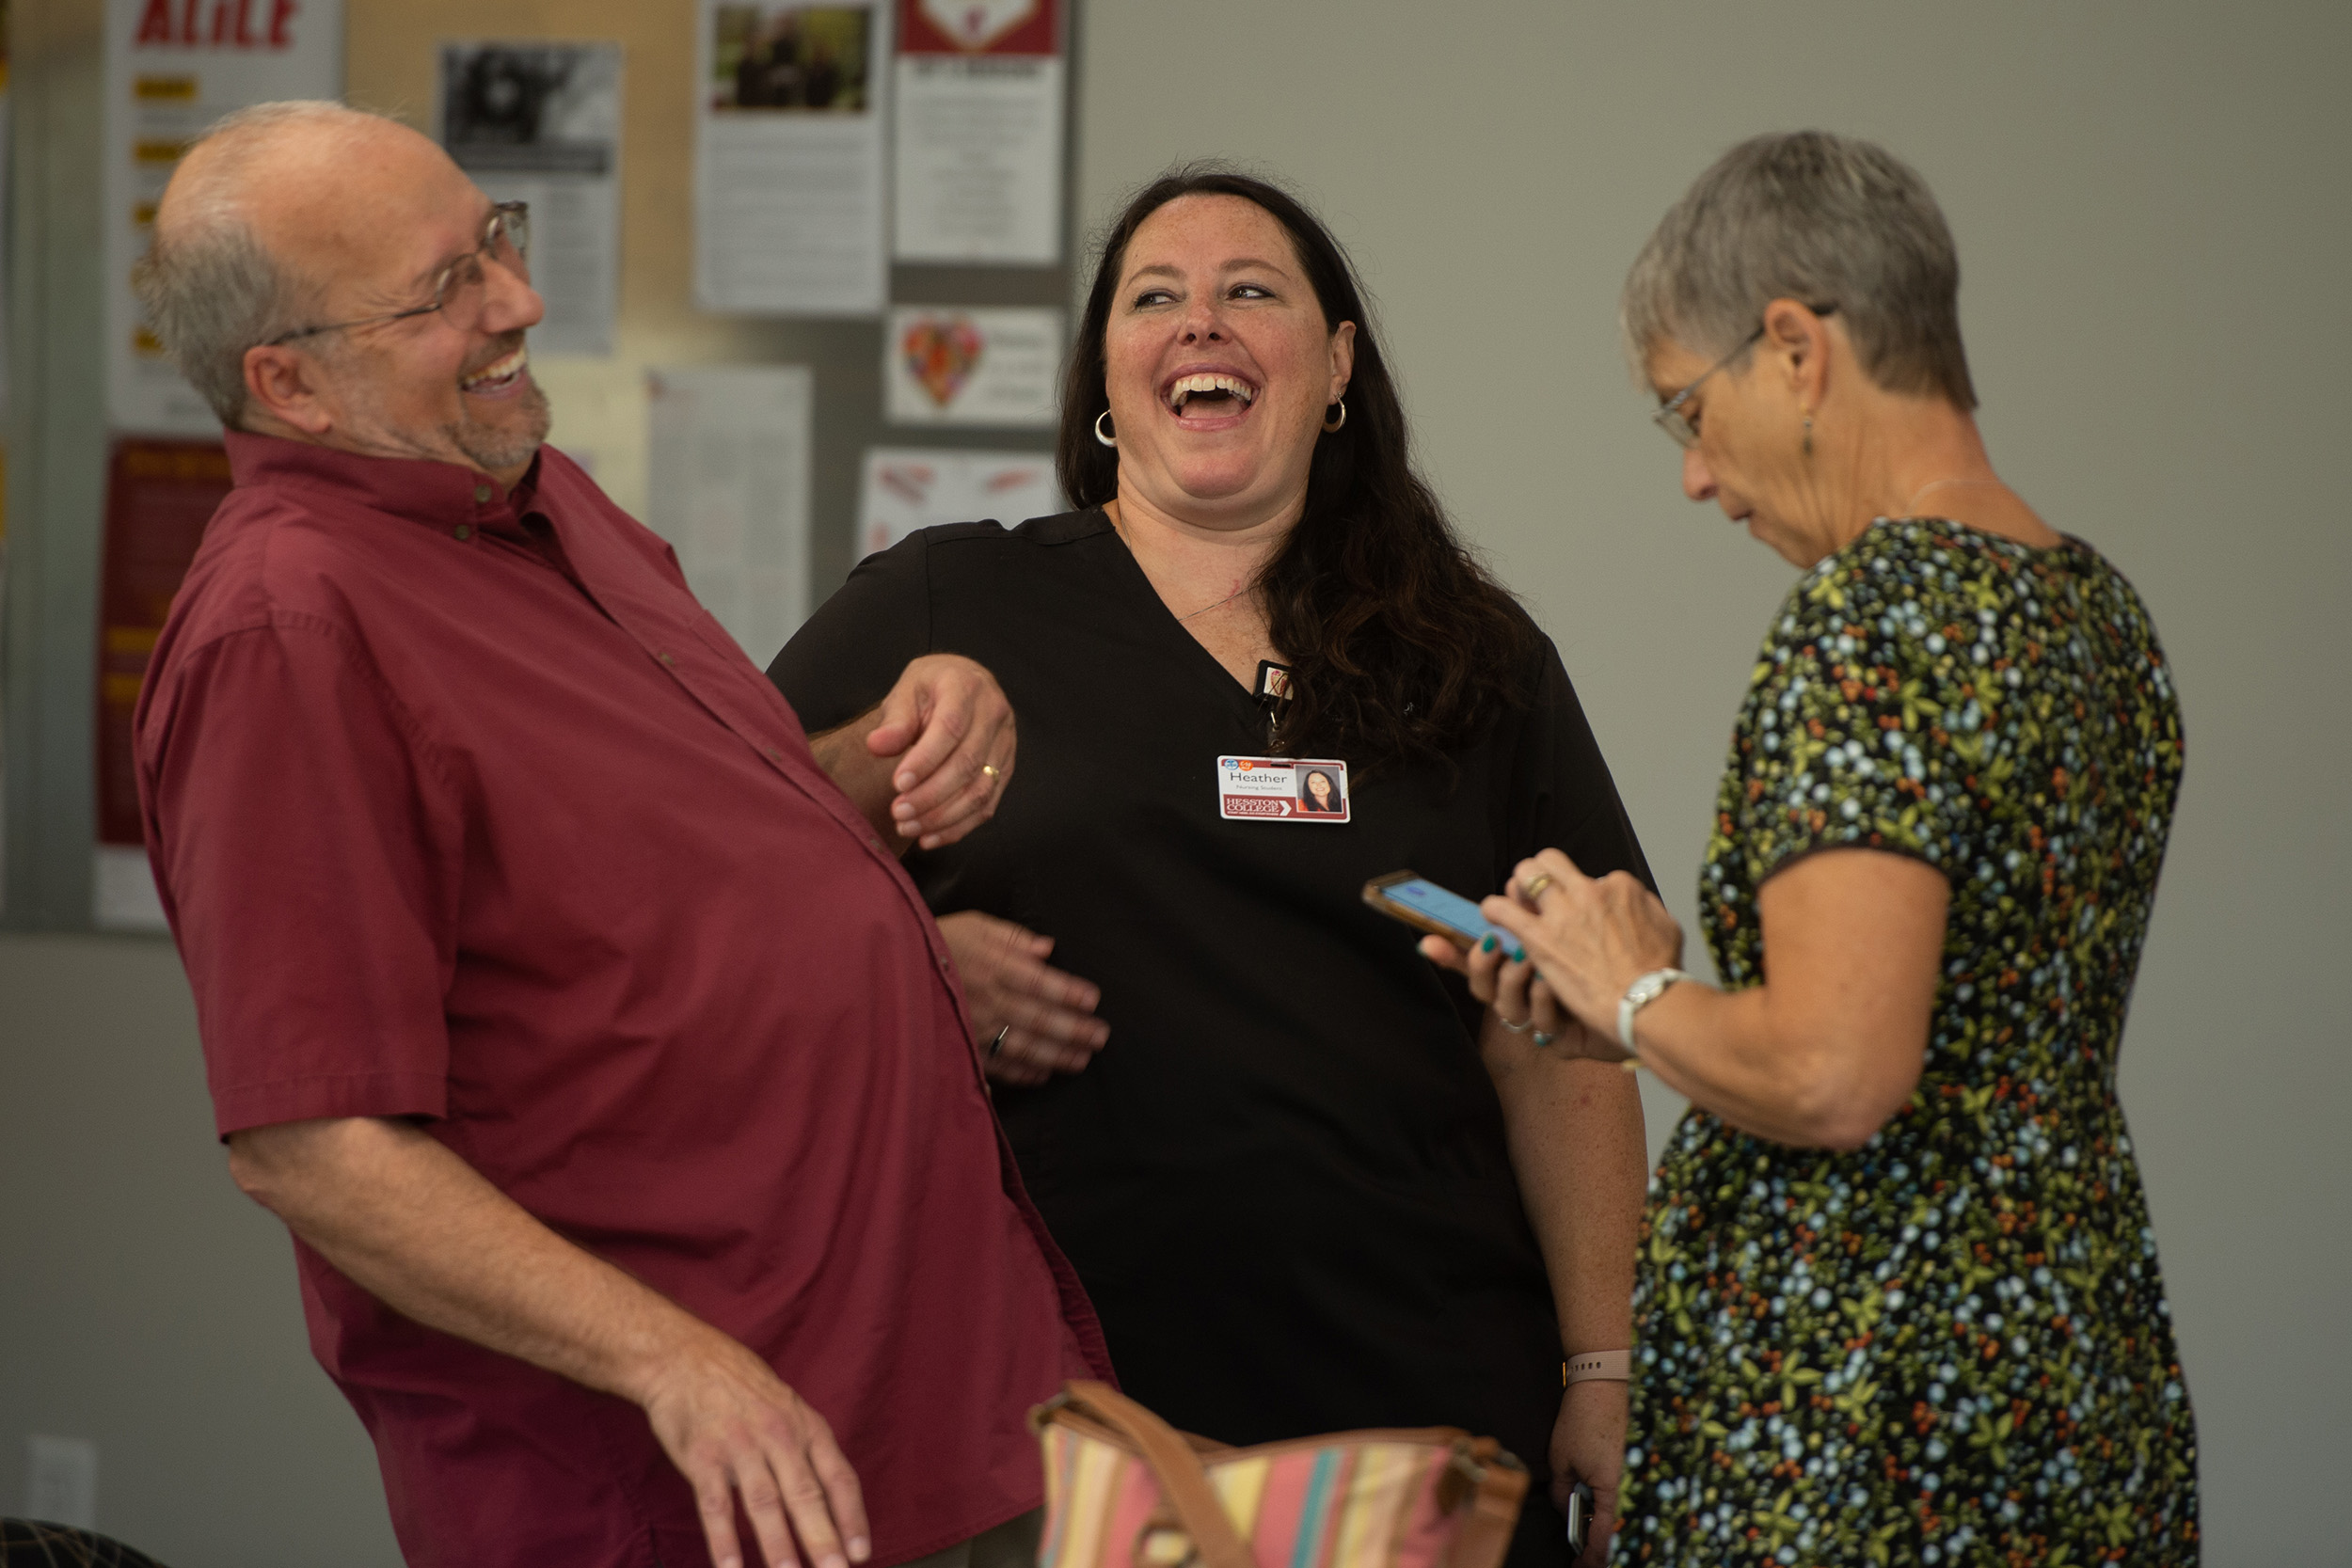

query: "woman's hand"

left=1417, top=922, right=1622, bottom=1064
left=936, top=912, right=1108, bottom=1086
left=1473, top=850, right=1684, bottom=1050
left=1553, top=1378, right=1626, bottom=1568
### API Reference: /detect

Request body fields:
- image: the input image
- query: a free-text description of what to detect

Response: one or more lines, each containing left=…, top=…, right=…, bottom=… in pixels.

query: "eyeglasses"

left=266, top=201, right=532, bottom=347
left=1650, top=303, right=1836, bottom=450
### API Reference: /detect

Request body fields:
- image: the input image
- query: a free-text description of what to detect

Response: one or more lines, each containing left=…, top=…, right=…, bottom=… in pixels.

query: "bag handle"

left=1055, top=1382, right=1258, bottom=1568
left=1437, top=1439, right=1528, bottom=1568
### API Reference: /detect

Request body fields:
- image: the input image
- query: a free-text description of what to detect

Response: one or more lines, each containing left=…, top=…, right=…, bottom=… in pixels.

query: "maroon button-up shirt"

left=135, top=433, right=1108, bottom=1568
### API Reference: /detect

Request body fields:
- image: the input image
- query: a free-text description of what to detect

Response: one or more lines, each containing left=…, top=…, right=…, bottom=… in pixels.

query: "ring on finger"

left=1499, top=1014, right=1535, bottom=1034
left=981, top=763, right=1000, bottom=781
left=1523, top=873, right=1555, bottom=903
left=989, top=1024, right=1010, bottom=1059
left=1533, top=1029, right=1556, bottom=1047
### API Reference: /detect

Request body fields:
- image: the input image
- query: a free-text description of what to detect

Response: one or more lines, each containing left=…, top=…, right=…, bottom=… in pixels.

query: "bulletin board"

left=0, top=0, right=1079, bottom=931
left=345, top=0, right=1078, bottom=603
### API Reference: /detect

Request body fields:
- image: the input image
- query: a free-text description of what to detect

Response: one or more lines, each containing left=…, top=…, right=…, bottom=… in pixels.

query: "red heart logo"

left=902, top=316, right=986, bottom=408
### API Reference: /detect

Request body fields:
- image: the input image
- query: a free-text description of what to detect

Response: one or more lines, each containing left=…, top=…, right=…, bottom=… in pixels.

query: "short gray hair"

left=1622, top=131, right=1977, bottom=411
left=130, top=101, right=387, bottom=426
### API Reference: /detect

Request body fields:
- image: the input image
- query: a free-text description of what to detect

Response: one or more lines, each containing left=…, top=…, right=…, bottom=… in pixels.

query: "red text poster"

left=892, top=0, right=1063, bottom=264
left=95, top=436, right=230, bottom=847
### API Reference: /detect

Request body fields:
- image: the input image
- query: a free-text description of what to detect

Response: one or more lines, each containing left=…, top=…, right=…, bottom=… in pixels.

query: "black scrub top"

left=771, top=510, right=1651, bottom=1568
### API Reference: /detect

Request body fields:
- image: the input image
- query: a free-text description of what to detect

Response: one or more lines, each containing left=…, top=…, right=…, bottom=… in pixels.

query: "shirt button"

left=473, top=483, right=494, bottom=503
left=453, top=524, right=471, bottom=541
left=657, top=652, right=675, bottom=667
left=763, top=746, right=783, bottom=762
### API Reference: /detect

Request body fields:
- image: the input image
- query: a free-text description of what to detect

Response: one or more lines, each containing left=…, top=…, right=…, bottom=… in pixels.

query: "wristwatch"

left=1616, top=968, right=1692, bottom=1053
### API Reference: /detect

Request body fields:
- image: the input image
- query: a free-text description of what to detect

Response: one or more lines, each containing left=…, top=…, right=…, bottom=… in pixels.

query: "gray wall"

left=3, top=2, right=2345, bottom=1564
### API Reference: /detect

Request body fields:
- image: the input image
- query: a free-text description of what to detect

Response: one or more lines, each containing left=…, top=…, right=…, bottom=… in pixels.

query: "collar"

left=223, top=430, right=546, bottom=538
left=1019, top=507, right=1115, bottom=546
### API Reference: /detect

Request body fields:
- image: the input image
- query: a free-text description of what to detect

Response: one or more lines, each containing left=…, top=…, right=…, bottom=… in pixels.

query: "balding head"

left=137, top=101, right=549, bottom=485
left=137, top=102, right=471, bottom=426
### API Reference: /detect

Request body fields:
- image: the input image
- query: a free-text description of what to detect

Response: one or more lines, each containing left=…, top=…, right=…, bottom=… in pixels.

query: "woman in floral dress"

left=1428, top=133, right=2197, bottom=1566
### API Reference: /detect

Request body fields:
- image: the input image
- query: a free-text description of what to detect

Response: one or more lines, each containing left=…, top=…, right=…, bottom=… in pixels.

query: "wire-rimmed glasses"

left=265, top=200, right=532, bottom=347
left=1650, top=304, right=1836, bottom=450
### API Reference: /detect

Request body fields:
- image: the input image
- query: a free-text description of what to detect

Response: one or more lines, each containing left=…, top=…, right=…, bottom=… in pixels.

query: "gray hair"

left=130, top=101, right=388, bottom=426
left=1622, top=130, right=1977, bottom=411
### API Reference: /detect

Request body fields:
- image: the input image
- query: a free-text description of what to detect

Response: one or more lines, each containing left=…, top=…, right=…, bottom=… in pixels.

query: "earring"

left=1802, top=413, right=1814, bottom=457
left=1093, top=409, right=1117, bottom=448
left=1322, top=399, right=1346, bottom=434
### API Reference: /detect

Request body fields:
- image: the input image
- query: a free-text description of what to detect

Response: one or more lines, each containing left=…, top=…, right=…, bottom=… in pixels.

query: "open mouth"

left=1164, top=372, right=1258, bottom=421
left=459, top=344, right=530, bottom=396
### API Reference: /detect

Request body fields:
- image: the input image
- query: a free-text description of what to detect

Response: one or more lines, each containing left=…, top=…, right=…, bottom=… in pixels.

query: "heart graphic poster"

left=884, top=305, right=1060, bottom=427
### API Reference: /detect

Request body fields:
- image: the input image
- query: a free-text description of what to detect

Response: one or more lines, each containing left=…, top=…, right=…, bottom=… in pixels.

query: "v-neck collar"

left=1059, top=505, right=1285, bottom=747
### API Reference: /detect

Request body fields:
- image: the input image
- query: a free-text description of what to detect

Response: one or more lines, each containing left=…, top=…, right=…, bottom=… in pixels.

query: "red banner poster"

left=898, top=0, right=1058, bottom=56
left=95, top=436, right=231, bottom=845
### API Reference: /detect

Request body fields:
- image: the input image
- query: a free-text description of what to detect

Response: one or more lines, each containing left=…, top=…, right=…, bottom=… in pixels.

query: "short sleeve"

left=137, top=618, right=461, bottom=1138
left=1502, top=638, right=1655, bottom=893
left=768, top=530, right=936, bottom=733
left=1731, top=568, right=1980, bottom=885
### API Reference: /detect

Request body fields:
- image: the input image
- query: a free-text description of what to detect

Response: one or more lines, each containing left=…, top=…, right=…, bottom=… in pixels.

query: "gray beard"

left=446, top=376, right=552, bottom=474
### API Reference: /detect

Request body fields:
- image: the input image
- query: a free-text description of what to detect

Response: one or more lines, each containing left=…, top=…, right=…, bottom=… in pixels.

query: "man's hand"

left=225, top=1117, right=874, bottom=1568
left=936, top=912, right=1107, bottom=1086
left=640, top=1326, right=871, bottom=1568
left=810, top=656, right=1015, bottom=851
left=1553, top=1379, right=1627, bottom=1568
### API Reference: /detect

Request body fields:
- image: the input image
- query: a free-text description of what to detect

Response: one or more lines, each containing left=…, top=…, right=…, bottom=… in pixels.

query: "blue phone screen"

left=1385, top=877, right=1509, bottom=946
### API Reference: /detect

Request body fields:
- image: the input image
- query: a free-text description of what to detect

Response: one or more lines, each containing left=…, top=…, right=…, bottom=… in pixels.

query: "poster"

left=892, top=0, right=1062, bottom=264
left=644, top=366, right=814, bottom=666
left=438, top=40, right=623, bottom=357
left=856, top=447, right=1059, bottom=559
left=884, top=306, right=1059, bottom=427
left=694, top=0, right=889, bottom=316
left=104, top=0, right=345, bottom=436
left=94, top=438, right=235, bottom=931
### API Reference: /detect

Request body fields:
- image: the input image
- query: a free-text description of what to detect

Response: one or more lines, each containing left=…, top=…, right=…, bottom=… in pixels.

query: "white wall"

left=2, top=4, right=2344, bottom=1564
left=1072, top=4, right=2348, bottom=1563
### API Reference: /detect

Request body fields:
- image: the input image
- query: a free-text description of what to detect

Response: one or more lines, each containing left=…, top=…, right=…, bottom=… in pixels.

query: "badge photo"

left=1217, top=756, right=1349, bottom=823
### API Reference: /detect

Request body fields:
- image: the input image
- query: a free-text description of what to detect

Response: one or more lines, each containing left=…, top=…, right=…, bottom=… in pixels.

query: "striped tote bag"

left=1030, top=1382, right=1528, bottom=1568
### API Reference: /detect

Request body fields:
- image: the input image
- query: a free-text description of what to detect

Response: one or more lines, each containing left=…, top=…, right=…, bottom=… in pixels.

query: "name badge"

left=1217, top=755, right=1350, bottom=822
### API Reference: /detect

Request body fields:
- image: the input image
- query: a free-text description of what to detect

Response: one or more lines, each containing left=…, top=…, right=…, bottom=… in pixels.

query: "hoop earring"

left=1093, top=409, right=1117, bottom=448
left=1801, top=414, right=1814, bottom=457
left=1322, top=399, right=1346, bottom=434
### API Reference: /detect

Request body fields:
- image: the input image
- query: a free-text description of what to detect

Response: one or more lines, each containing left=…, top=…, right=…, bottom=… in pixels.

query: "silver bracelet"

left=1616, top=969, right=1692, bottom=1054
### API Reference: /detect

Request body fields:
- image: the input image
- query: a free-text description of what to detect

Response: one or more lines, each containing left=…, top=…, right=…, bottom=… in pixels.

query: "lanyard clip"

left=1255, top=660, right=1294, bottom=748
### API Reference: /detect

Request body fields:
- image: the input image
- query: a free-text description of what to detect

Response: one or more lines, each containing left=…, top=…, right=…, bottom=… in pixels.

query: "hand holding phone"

left=1361, top=871, right=1513, bottom=950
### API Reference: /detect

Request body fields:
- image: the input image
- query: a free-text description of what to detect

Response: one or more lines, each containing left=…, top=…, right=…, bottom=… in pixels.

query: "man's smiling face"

left=247, top=120, right=550, bottom=483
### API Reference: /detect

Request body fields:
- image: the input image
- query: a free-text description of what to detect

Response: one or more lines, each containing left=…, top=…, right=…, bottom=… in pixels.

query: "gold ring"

left=980, top=764, right=1000, bottom=780
left=1523, top=873, right=1555, bottom=903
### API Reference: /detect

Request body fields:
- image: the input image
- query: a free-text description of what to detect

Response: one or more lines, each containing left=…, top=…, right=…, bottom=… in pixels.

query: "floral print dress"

left=1613, top=518, right=2199, bottom=1567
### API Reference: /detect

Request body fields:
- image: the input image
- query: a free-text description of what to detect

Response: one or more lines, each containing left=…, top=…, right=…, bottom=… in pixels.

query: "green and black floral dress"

left=1613, top=518, right=2199, bottom=1567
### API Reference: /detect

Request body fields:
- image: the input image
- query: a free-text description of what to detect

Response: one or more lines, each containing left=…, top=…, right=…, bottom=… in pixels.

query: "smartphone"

left=1361, top=871, right=1512, bottom=950
left=1565, top=1481, right=1595, bottom=1556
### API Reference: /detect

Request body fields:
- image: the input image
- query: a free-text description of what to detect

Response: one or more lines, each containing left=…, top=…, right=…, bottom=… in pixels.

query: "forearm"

left=1629, top=982, right=1891, bottom=1149
left=1483, top=1014, right=1644, bottom=1354
left=229, top=1117, right=720, bottom=1406
left=808, top=708, right=902, bottom=845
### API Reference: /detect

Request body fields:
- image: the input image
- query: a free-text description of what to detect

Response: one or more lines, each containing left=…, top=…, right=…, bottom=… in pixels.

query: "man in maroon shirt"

left=130, top=103, right=1108, bottom=1568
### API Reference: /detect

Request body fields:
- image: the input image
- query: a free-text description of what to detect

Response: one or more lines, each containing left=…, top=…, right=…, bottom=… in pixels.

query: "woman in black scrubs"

left=772, top=169, right=1645, bottom=1568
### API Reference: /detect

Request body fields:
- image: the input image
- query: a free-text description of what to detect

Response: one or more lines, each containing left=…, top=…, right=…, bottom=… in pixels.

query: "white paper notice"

left=857, top=447, right=1060, bottom=559
left=439, top=41, right=623, bottom=357
left=884, top=305, right=1059, bottom=427
left=892, top=0, right=1063, bottom=264
left=694, top=0, right=889, bottom=316
left=104, top=0, right=345, bottom=436
left=644, top=366, right=814, bottom=667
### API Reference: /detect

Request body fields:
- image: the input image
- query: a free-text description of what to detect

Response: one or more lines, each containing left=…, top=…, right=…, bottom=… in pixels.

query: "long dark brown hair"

left=1057, top=166, right=1537, bottom=772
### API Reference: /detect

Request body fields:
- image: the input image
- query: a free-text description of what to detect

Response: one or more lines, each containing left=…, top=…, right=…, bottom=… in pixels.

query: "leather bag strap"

left=1057, top=1382, right=1258, bottom=1568
left=1436, top=1439, right=1528, bottom=1568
